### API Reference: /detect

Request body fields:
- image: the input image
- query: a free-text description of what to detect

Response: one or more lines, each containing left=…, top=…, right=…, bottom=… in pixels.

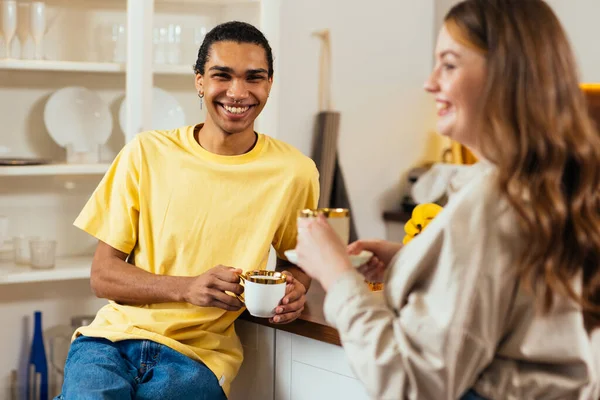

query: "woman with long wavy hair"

left=293, top=1, right=600, bottom=399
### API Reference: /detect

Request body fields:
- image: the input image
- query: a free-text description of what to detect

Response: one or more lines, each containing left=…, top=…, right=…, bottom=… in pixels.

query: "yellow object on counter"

left=441, top=141, right=477, bottom=165
left=403, top=203, right=444, bottom=245
left=580, top=83, right=600, bottom=93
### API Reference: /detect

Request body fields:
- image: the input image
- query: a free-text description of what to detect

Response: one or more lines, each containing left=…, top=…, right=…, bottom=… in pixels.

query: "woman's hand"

left=347, top=240, right=402, bottom=283
left=294, top=214, right=353, bottom=291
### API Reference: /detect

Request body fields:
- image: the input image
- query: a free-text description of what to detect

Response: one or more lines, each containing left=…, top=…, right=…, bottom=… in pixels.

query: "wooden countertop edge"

left=238, top=282, right=342, bottom=347
left=239, top=312, right=342, bottom=347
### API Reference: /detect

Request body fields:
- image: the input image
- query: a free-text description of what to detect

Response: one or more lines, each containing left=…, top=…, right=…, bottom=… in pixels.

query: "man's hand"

left=270, top=270, right=306, bottom=324
left=182, top=265, right=245, bottom=311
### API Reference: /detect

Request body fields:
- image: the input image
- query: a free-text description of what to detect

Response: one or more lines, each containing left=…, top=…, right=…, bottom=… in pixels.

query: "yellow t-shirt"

left=73, top=124, right=319, bottom=396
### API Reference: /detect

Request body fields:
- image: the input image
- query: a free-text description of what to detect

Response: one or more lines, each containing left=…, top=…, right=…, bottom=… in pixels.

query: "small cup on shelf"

left=29, top=239, right=56, bottom=269
left=13, top=235, right=40, bottom=265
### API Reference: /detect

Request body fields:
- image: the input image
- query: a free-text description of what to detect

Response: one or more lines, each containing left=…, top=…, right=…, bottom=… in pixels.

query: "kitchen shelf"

left=156, top=0, right=259, bottom=4
left=0, top=256, right=92, bottom=285
left=0, top=163, right=110, bottom=177
left=0, top=59, right=195, bottom=76
left=0, top=59, right=124, bottom=73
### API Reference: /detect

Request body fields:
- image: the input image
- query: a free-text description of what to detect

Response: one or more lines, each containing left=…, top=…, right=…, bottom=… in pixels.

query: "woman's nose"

left=424, top=69, right=440, bottom=93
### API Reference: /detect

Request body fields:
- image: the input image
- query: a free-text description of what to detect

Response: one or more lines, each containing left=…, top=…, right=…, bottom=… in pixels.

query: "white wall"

left=274, top=0, right=439, bottom=240
left=273, top=0, right=600, bottom=240
left=545, top=0, right=600, bottom=83
left=434, top=0, right=600, bottom=83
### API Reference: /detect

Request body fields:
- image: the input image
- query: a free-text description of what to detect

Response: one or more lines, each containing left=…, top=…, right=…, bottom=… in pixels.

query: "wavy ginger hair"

left=445, top=0, right=600, bottom=331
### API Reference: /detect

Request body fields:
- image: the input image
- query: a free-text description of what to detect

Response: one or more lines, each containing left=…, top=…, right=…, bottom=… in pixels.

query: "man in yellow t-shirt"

left=55, top=21, right=319, bottom=400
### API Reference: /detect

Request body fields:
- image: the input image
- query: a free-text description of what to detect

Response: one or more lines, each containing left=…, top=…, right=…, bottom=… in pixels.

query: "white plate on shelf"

left=43, top=86, right=113, bottom=152
left=284, top=249, right=373, bottom=268
left=119, top=87, right=186, bottom=134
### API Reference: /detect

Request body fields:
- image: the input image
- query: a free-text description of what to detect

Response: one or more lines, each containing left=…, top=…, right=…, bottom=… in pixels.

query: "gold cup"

left=297, top=208, right=350, bottom=245
left=237, top=270, right=288, bottom=318
left=235, top=270, right=288, bottom=302
left=240, top=270, right=288, bottom=285
left=298, top=208, right=383, bottom=291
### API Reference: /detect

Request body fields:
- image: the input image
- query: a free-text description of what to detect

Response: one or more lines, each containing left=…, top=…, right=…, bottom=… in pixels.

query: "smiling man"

left=55, top=21, right=319, bottom=400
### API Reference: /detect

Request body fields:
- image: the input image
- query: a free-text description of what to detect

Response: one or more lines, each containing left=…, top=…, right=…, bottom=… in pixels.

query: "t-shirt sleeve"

left=73, top=136, right=142, bottom=254
left=272, top=163, right=320, bottom=259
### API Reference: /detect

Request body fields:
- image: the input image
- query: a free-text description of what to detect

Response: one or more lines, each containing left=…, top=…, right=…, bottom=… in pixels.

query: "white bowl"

left=43, top=87, right=112, bottom=152
left=284, top=249, right=373, bottom=268
left=119, top=87, right=186, bottom=134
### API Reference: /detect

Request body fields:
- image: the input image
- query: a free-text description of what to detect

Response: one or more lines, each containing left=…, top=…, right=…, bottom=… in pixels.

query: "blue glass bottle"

left=28, top=311, right=48, bottom=400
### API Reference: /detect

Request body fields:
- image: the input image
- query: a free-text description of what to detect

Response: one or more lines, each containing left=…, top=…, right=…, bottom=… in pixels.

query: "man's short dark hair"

left=194, top=21, right=274, bottom=78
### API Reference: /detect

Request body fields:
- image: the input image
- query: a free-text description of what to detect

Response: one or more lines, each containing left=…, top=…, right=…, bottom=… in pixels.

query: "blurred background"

left=0, top=0, right=598, bottom=399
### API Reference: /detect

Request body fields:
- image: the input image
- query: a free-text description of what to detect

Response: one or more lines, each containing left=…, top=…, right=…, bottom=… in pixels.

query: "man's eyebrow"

left=247, top=68, right=268, bottom=75
left=208, top=66, right=268, bottom=75
left=208, top=66, right=234, bottom=73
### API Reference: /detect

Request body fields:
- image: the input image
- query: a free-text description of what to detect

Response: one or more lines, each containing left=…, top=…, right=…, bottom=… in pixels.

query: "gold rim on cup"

left=298, top=208, right=350, bottom=218
left=240, top=270, right=287, bottom=285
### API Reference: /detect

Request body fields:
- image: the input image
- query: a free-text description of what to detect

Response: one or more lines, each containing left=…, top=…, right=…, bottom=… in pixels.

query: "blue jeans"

left=54, top=336, right=226, bottom=400
left=461, top=389, right=487, bottom=400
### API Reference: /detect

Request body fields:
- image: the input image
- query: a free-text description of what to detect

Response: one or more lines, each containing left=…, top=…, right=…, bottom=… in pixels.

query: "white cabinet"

left=275, top=331, right=370, bottom=400
left=0, top=0, right=280, bottom=396
left=230, top=320, right=276, bottom=400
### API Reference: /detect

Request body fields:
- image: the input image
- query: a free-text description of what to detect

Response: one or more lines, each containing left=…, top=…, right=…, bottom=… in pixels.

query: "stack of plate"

left=42, top=86, right=187, bottom=155
left=118, top=87, right=186, bottom=134
left=43, top=86, right=113, bottom=153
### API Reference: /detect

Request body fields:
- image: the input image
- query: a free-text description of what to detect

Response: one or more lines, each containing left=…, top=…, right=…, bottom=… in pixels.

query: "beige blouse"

left=324, top=162, right=600, bottom=400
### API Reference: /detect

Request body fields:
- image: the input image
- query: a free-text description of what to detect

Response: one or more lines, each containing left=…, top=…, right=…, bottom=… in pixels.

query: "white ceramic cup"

left=297, top=208, right=350, bottom=245
left=239, top=271, right=287, bottom=318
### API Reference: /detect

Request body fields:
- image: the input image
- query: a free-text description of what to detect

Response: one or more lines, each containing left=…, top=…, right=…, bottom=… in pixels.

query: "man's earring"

left=198, top=92, right=204, bottom=110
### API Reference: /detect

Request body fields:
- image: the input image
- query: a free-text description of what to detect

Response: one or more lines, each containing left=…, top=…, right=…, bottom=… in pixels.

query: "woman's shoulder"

left=445, top=162, right=511, bottom=223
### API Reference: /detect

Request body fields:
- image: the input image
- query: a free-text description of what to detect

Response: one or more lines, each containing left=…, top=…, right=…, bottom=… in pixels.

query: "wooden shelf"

left=382, top=210, right=411, bottom=223
left=0, top=256, right=92, bottom=285
left=0, top=163, right=110, bottom=177
left=0, top=59, right=196, bottom=76
left=156, top=0, right=259, bottom=4
left=0, top=59, right=124, bottom=73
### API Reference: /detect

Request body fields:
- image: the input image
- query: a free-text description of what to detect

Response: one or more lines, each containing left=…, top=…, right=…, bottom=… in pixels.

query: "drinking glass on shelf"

left=29, top=238, right=56, bottom=269
left=111, top=23, right=126, bottom=63
left=154, top=26, right=168, bottom=65
left=194, top=26, right=207, bottom=48
left=30, top=1, right=46, bottom=60
left=16, top=1, right=33, bottom=59
left=167, top=24, right=181, bottom=65
left=1, top=0, right=17, bottom=59
left=13, top=235, right=40, bottom=265
left=0, top=215, right=8, bottom=248
left=153, top=27, right=163, bottom=64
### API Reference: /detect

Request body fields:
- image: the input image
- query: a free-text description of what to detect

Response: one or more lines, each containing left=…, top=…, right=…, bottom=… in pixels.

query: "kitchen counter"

left=239, top=281, right=342, bottom=346
left=233, top=281, right=373, bottom=399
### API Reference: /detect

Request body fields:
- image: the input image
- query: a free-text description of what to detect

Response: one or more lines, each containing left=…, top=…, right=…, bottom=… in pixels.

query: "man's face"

left=195, top=41, right=272, bottom=135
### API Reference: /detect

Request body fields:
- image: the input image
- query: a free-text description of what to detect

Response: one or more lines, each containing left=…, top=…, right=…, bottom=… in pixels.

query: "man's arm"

left=90, top=241, right=244, bottom=310
left=267, top=257, right=312, bottom=324
left=275, top=257, right=311, bottom=291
